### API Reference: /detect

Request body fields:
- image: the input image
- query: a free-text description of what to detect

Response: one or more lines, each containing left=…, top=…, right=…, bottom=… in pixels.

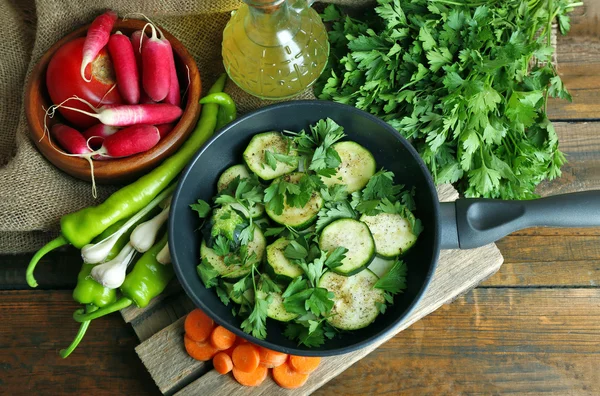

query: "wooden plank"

left=315, top=288, right=600, bottom=396
left=0, top=290, right=159, bottom=395
left=497, top=235, right=600, bottom=263
left=482, top=259, right=600, bottom=287
left=0, top=249, right=81, bottom=289
left=135, top=317, right=210, bottom=396
left=173, top=244, right=504, bottom=395
left=537, top=122, right=600, bottom=196
left=548, top=2, right=600, bottom=120
left=131, top=291, right=195, bottom=342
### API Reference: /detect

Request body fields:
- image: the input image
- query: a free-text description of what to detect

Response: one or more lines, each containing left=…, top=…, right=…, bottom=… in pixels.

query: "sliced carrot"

left=210, top=325, right=236, bottom=350
left=289, top=355, right=321, bottom=374
left=232, top=365, right=268, bottom=387
left=273, top=361, right=309, bottom=389
left=184, top=334, right=218, bottom=361
left=184, top=309, right=214, bottom=342
left=258, top=346, right=288, bottom=368
left=232, top=343, right=261, bottom=373
left=213, top=352, right=233, bottom=375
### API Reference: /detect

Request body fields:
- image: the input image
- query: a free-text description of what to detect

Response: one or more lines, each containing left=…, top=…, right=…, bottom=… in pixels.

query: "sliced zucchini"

left=367, top=256, right=396, bottom=278
left=243, top=132, right=298, bottom=180
left=216, top=165, right=265, bottom=219
left=360, top=213, right=418, bottom=257
left=321, top=141, right=376, bottom=193
left=201, top=227, right=267, bottom=280
left=319, top=218, right=375, bottom=276
left=266, top=238, right=304, bottom=283
left=265, top=173, right=323, bottom=230
left=210, top=205, right=245, bottom=242
left=217, top=164, right=251, bottom=192
left=318, top=269, right=384, bottom=330
left=256, top=275, right=298, bottom=322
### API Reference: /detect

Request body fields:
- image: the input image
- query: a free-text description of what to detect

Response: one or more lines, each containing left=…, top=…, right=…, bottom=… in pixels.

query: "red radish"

left=130, top=30, right=147, bottom=71
left=141, top=23, right=171, bottom=102
left=108, top=31, right=140, bottom=104
left=47, top=37, right=123, bottom=128
left=51, top=124, right=93, bottom=155
left=81, top=10, right=118, bottom=82
left=156, top=123, right=175, bottom=139
left=140, top=92, right=156, bottom=104
left=82, top=124, right=118, bottom=149
left=99, top=124, right=160, bottom=157
left=59, top=98, right=183, bottom=126
left=163, top=40, right=181, bottom=106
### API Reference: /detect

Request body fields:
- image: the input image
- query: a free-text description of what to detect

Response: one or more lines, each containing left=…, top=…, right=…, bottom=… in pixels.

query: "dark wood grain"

left=0, top=290, right=160, bottom=395
left=317, top=288, right=600, bottom=396
left=548, top=1, right=600, bottom=121
left=538, top=122, right=600, bottom=196
left=0, top=249, right=81, bottom=289
left=24, top=18, right=201, bottom=184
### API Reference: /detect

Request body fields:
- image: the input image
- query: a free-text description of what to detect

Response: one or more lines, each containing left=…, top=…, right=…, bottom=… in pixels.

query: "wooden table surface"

left=2, top=4, right=600, bottom=395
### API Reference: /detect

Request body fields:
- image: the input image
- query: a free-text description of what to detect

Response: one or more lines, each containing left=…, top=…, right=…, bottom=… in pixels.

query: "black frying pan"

left=169, top=100, right=600, bottom=356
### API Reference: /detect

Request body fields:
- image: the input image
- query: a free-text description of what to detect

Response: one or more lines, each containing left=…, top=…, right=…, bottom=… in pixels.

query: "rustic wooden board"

left=128, top=184, right=504, bottom=395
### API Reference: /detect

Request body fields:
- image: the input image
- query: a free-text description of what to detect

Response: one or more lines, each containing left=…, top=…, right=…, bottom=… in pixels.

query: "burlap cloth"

left=0, top=0, right=372, bottom=253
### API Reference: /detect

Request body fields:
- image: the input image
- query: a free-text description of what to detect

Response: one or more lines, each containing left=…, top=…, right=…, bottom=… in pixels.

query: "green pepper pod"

left=199, top=92, right=237, bottom=130
left=73, top=233, right=172, bottom=322
left=121, top=233, right=173, bottom=308
left=26, top=74, right=228, bottom=288
left=59, top=305, right=98, bottom=358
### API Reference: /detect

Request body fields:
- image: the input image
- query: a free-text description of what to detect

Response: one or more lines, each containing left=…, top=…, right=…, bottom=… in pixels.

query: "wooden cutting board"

left=121, top=184, right=504, bottom=395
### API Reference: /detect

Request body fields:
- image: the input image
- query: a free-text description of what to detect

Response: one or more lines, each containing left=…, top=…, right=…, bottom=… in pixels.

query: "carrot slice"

left=213, top=352, right=233, bottom=375
left=184, top=335, right=218, bottom=361
left=232, top=343, right=261, bottom=373
left=289, top=355, right=321, bottom=374
left=184, top=309, right=214, bottom=342
left=232, top=365, right=268, bottom=387
left=210, top=325, right=236, bottom=350
left=258, top=346, right=288, bottom=368
left=273, top=361, right=309, bottom=389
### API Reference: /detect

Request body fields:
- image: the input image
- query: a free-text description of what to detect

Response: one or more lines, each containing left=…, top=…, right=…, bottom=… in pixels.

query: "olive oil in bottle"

left=222, top=0, right=329, bottom=100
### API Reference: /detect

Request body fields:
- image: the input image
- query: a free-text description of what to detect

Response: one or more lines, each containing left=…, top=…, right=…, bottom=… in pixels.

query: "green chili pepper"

left=121, top=233, right=173, bottom=308
left=26, top=74, right=229, bottom=288
left=59, top=304, right=97, bottom=358
left=200, top=92, right=236, bottom=130
left=73, top=233, right=172, bottom=322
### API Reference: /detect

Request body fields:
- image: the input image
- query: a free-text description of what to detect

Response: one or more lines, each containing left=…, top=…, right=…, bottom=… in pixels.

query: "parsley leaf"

left=374, top=260, right=408, bottom=294
left=212, top=235, right=230, bottom=257
left=324, top=247, right=347, bottom=269
left=315, top=200, right=357, bottom=233
left=190, top=199, right=211, bottom=218
left=241, top=297, right=270, bottom=339
left=264, top=150, right=298, bottom=171
left=197, top=259, right=219, bottom=288
left=216, top=284, right=231, bottom=306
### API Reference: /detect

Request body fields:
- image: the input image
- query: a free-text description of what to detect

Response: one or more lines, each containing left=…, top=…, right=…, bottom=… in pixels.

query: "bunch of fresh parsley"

left=316, top=0, right=582, bottom=200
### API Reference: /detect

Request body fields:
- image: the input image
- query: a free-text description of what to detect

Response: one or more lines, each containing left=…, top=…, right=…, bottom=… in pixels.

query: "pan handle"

left=439, top=190, right=600, bottom=249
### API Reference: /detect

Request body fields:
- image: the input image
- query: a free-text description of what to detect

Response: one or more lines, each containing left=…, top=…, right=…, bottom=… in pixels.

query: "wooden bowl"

left=25, top=19, right=201, bottom=184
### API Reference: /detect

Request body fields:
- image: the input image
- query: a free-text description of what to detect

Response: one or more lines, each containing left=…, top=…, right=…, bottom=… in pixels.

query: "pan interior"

left=170, top=101, right=440, bottom=356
